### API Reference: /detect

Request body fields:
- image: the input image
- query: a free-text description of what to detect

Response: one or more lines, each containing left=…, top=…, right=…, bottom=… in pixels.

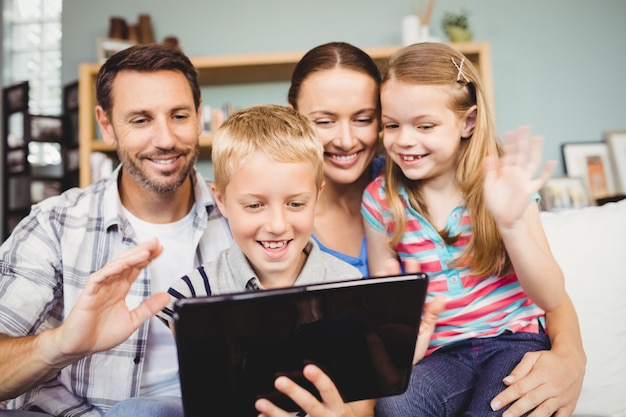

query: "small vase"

left=401, top=14, right=421, bottom=46
left=445, top=25, right=473, bottom=42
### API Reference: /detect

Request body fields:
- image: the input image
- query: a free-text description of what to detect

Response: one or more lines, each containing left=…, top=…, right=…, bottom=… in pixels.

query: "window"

left=2, top=0, right=63, bottom=115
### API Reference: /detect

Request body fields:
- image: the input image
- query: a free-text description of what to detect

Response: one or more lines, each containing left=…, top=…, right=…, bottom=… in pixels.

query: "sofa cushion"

left=540, top=200, right=626, bottom=417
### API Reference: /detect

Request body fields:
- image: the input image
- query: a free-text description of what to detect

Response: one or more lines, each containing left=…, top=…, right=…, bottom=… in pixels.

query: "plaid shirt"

left=0, top=167, right=232, bottom=416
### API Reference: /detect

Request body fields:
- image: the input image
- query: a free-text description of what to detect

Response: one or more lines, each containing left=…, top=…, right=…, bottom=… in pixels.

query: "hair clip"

left=451, top=57, right=470, bottom=83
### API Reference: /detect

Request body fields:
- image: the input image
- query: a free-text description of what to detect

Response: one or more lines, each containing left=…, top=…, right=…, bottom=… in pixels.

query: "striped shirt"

left=158, top=239, right=363, bottom=325
left=362, top=176, right=544, bottom=354
left=0, top=167, right=232, bottom=416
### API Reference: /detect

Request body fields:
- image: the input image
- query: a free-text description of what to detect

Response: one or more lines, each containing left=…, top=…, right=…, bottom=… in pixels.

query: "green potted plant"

left=441, top=9, right=473, bottom=42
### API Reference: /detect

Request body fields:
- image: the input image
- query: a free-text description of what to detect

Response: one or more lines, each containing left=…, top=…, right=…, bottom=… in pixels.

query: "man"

left=0, top=44, right=232, bottom=416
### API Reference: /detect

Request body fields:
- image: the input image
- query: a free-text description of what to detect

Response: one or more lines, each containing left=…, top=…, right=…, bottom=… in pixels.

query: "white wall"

left=60, top=0, right=626, bottom=175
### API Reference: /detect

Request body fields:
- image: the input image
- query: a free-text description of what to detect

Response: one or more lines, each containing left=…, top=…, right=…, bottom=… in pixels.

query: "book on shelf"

left=201, top=103, right=238, bottom=135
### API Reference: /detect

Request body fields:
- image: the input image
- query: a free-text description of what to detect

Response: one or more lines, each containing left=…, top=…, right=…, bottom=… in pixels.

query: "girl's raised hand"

left=483, top=126, right=556, bottom=229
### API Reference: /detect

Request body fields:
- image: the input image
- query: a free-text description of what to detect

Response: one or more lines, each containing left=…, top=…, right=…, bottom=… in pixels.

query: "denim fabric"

left=105, top=396, right=183, bottom=417
left=375, top=330, right=550, bottom=417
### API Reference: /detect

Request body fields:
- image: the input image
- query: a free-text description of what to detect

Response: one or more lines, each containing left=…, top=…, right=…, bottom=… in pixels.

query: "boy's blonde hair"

left=211, top=104, right=324, bottom=196
left=382, top=42, right=508, bottom=277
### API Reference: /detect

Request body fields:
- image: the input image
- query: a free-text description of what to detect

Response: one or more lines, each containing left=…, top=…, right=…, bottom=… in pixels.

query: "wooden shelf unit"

left=78, top=41, right=493, bottom=187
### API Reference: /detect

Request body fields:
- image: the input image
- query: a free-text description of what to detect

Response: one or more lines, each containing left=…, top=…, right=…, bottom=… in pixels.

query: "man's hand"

left=0, top=238, right=168, bottom=401
left=490, top=347, right=585, bottom=416
left=47, top=238, right=168, bottom=361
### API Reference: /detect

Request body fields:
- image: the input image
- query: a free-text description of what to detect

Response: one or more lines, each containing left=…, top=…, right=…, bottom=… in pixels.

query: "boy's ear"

left=95, top=105, right=117, bottom=147
left=210, top=183, right=228, bottom=219
left=461, top=105, right=477, bottom=139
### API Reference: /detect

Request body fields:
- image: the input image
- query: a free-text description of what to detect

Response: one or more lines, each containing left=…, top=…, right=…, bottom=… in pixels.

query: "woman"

left=288, top=42, right=384, bottom=277
left=288, top=41, right=585, bottom=417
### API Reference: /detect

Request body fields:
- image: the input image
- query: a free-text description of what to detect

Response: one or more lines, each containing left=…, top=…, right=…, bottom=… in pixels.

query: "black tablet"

left=173, top=273, right=429, bottom=417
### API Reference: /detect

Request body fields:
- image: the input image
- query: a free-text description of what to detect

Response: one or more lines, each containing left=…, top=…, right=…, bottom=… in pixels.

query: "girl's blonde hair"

left=382, top=42, right=508, bottom=276
left=211, top=104, right=324, bottom=196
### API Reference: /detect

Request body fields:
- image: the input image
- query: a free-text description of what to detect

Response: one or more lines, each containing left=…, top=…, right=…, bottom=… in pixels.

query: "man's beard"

left=118, top=144, right=200, bottom=193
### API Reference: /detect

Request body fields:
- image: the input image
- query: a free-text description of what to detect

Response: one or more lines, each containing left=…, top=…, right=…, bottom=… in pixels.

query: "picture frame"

left=604, top=130, right=626, bottom=195
left=561, top=141, right=617, bottom=201
left=7, top=112, right=25, bottom=148
left=63, top=81, right=80, bottom=147
left=26, top=114, right=64, bottom=142
left=7, top=149, right=27, bottom=174
left=96, top=37, right=135, bottom=63
left=63, top=81, right=79, bottom=113
left=3, top=81, right=29, bottom=149
left=3, top=81, right=29, bottom=113
left=539, top=176, right=591, bottom=212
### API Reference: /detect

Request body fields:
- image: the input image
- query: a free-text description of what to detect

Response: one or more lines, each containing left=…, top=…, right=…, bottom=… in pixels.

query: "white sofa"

left=540, top=199, right=626, bottom=417
left=1, top=202, right=624, bottom=415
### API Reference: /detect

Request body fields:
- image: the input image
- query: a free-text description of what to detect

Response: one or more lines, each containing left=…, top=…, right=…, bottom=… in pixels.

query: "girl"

left=362, top=42, right=567, bottom=416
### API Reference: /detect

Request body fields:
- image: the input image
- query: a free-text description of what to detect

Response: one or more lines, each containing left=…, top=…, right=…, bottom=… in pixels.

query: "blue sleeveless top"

left=312, top=156, right=385, bottom=278
left=312, top=234, right=369, bottom=277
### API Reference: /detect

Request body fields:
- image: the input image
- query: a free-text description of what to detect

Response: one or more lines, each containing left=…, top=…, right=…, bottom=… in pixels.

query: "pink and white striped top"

left=362, top=176, right=544, bottom=354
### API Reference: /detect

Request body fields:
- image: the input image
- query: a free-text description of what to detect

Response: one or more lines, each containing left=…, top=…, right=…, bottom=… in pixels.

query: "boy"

left=157, top=104, right=373, bottom=416
left=159, top=104, right=363, bottom=301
